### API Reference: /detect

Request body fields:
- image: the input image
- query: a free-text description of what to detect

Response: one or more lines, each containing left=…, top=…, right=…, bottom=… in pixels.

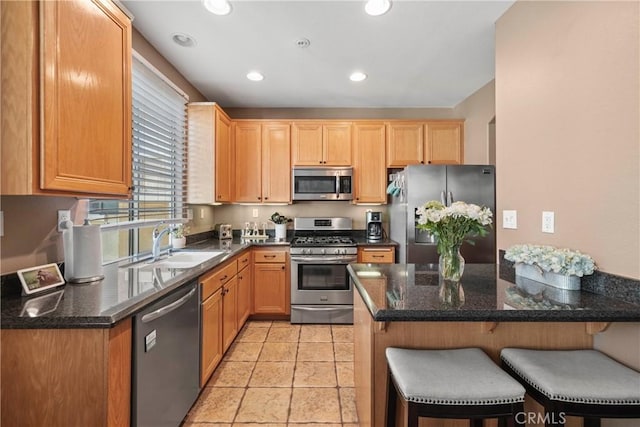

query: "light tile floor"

left=182, top=321, right=358, bottom=427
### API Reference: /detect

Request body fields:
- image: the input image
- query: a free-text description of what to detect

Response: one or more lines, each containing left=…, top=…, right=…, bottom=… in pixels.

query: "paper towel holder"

left=60, top=219, right=105, bottom=284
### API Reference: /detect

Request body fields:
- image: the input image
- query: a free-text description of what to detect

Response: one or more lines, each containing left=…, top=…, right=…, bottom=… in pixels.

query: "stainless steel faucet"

left=151, top=224, right=175, bottom=261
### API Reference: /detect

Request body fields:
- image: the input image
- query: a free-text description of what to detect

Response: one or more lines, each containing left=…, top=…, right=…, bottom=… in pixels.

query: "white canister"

left=275, top=223, right=287, bottom=240
left=61, top=220, right=104, bottom=283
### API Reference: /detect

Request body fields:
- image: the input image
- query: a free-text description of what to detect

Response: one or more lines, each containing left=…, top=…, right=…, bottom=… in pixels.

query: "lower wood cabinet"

left=222, top=276, right=238, bottom=352
left=237, top=252, right=252, bottom=327
left=358, top=246, right=396, bottom=264
left=252, top=248, right=290, bottom=315
left=1, top=319, right=132, bottom=427
left=200, top=288, right=223, bottom=388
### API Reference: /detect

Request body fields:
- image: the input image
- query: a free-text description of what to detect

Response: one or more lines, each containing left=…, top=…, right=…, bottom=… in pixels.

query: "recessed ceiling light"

left=202, top=0, right=231, bottom=16
left=247, top=71, right=264, bottom=82
left=365, top=0, right=391, bottom=16
left=172, top=33, right=197, bottom=47
left=349, top=71, right=367, bottom=82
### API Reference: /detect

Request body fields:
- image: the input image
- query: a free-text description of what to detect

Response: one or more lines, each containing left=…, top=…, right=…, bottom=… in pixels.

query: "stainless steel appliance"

left=389, top=165, right=496, bottom=264
left=366, top=211, right=383, bottom=241
left=292, top=167, right=353, bottom=201
left=214, top=223, right=233, bottom=239
left=290, top=217, right=357, bottom=324
left=133, top=281, right=200, bottom=427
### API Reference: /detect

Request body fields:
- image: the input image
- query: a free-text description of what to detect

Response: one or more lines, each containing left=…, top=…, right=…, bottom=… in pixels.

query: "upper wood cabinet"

left=215, top=108, right=233, bottom=203
left=425, top=121, right=464, bottom=165
left=353, top=122, right=387, bottom=204
left=234, top=121, right=291, bottom=203
left=291, top=122, right=352, bottom=166
left=1, top=0, right=132, bottom=197
left=386, top=120, right=464, bottom=167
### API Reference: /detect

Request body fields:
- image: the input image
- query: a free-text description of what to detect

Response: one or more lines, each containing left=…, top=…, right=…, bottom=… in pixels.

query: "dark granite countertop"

left=1, top=237, right=290, bottom=329
left=348, top=263, right=640, bottom=322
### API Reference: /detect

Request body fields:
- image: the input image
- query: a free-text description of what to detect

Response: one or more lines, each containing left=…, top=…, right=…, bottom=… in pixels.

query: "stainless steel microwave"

left=292, top=167, right=353, bottom=201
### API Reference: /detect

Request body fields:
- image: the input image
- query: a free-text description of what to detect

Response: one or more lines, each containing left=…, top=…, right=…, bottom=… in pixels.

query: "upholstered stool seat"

left=386, top=347, right=526, bottom=427
left=501, top=348, right=640, bottom=427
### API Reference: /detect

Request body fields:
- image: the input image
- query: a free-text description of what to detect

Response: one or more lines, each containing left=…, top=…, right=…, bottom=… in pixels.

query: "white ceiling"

left=122, top=0, right=514, bottom=108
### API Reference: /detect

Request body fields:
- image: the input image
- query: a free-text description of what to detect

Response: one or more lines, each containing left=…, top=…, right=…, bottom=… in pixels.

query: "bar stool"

left=386, top=347, right=526, bottom=427
left=501, top=348, right=640, bottom=427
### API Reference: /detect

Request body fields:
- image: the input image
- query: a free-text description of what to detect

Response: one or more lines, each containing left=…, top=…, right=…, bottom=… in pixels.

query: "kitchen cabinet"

left=358, top=246, right=396, bottom=263
left=353, top=122, right=387, bottom=204
left=426, top=121, right=464, bottom=165
left=222, top=276, right=238, bottom=352
left=1, top=0, right=132, bottom=197
left=252, top=248, right=290, bottom=315
left=1, top=319, right=131, bottom=427
left=386, top=120, right=464, bottom=167
left=237, top=251, right=252, bottom=328
left=187, top=103, right=233, bottom=204
left=199, top=257, right=238, bottom=385
left=291, top=122, right=352, bottom=166
left=234, top=121, right=291, bottom=203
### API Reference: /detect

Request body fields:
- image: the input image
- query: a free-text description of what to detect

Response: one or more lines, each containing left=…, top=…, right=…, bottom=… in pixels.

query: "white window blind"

left=89, top=53, right=188, bottom=263
left=89, top=54, right=188, bottom=226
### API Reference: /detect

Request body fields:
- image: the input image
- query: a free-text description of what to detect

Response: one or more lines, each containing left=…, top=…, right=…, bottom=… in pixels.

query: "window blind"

left=89, top=54, right=188, bottom=226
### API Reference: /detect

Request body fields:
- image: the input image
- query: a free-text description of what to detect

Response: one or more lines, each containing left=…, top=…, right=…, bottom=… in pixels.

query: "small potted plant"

left=269, top=212, right=292, bottom=240
left=170, top=224, right=189, bottom=249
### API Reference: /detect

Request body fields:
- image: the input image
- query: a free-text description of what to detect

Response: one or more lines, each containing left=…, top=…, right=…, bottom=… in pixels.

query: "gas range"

left=290, top=217, right=358, bottom=256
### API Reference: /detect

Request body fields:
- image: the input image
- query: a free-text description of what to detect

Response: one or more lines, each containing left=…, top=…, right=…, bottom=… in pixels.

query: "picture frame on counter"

left=17, top=263, right=65, bottom=296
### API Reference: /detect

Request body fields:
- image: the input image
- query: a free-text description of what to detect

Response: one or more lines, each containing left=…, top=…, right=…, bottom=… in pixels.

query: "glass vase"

left=438, top=244, right=465, bottom=283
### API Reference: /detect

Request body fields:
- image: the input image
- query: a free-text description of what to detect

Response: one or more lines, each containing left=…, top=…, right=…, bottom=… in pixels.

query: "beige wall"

left=211, top=202, right=389, bottom=232
left=453, top=80, right=496, bottom=164
left=495, top=0, right=639, bottom=279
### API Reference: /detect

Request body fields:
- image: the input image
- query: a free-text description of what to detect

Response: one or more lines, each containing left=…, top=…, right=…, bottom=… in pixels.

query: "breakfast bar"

left=347, top=263, right=640, bottom=427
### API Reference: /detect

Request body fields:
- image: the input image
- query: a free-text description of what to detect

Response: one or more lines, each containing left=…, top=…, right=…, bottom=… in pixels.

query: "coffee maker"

left=366, top=211, right=383, bottom=241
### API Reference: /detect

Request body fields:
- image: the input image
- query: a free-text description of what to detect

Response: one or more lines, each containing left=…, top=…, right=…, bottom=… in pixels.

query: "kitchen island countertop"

left=348, top=263, right=640, bottom=322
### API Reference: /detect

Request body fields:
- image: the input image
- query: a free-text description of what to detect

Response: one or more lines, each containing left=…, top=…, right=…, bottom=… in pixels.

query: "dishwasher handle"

left=141, top=287, right=197, bottom=323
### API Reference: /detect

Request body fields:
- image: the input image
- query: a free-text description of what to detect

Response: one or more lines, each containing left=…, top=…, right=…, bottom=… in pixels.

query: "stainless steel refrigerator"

left=389, top=165, right=496, bottom=264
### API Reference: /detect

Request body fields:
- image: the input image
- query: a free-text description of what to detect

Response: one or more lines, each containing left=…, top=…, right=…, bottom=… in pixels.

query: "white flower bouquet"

left=416, top=200, right=493, bottom=255
left=504, top=244, right=596, bottom=277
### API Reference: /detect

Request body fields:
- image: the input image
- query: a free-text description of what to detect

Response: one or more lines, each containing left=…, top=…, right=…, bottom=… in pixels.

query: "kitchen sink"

left=133, top=251, right=226, bottom=270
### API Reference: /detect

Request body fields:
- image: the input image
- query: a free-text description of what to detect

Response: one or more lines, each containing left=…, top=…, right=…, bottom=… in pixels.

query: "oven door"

left=290, top=255, right=356, bottom=305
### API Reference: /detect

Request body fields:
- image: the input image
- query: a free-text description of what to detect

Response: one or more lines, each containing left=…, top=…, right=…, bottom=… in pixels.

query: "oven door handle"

left=291, top=256, right=357, bottom=264
left=293, top=306, right=352, bottom=311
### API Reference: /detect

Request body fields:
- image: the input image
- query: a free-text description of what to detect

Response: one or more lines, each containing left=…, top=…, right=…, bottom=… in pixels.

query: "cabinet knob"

left=257, top=196, right=261, bottom=200
left=319, top=160, right=323, bottom=164
left=264, top=197, right=268, bottom=200
left=427, top=161, right=432, bottom=164
left=420, top=161, right=424, bottom=164
left=281, top=265, right=285, bottom=270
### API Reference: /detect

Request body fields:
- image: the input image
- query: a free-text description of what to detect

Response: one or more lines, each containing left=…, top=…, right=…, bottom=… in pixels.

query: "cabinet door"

left=234, top=122, right=262, bottom=202
left=222, top=276, right=238, bottom=352
left=323, top=123, right=352, bottom=166
left=353, top=123, right=387, bottom=204
left=386, top=122, right=424, bottom=167
left=262, top=123, right=291, bottom=203
left=237, top=263, right=252, bottom=328
left=201, top=288, right=223, bottom=387
left=187, top=104, right=215, bottom=204
left=291, top=122, right=323, bottom=166
left=215, top=110, right=233, bottom=202
left=425, top=122, right=464, bottom=165
left=253, top=263, right=288, bottom=315
left=41, top=0, right=131, bottom=196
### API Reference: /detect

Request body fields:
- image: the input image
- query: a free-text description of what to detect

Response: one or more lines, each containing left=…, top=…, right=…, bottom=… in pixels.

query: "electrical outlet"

left=0, top=211, right=4, bottom=237
left=252, top=208, right=259, bottom=218
left=57, top=210, right=71, bottom=232
left=542, top=211, right=555, bottom=233
left=199, top=208, right=205, bottom=219
left=187, top=209, right=193, bottom=220
left=502, top=210, right=517, bottom=229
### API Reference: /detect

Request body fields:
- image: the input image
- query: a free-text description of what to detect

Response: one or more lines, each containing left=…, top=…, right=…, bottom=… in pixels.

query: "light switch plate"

left=502, top=210, right=517, bottom=229
left=252, top=208, right=259, bottom=218
left=542, top=211, right=555, bottom=233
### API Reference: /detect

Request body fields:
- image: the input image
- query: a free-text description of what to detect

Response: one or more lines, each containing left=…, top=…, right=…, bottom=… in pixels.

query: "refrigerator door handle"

left=440, top=190, right=447, bottom=205
left=447, top=191, right=453, bottom=205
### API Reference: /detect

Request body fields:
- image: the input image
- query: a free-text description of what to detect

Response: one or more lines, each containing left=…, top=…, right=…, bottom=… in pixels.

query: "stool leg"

left=470, top=418, right=483, bottom=427
left=544, top=403, right=565, bottom=427
left=407, top=402, right=420, bottom=427
left=387, top=371, right=398, bottom=427
left=513, top=402, right=526, bottom=427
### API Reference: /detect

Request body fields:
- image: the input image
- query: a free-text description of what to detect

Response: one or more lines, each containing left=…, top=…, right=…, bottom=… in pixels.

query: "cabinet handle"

left=373, top=255, right=385, bottom=258
left=241, top=259, right=248, bottom=263
left=238, top=275, right=243, bottom=280
left=264, top=254, right=276, bottom=258
left=220, top=275, right=228, bottom=281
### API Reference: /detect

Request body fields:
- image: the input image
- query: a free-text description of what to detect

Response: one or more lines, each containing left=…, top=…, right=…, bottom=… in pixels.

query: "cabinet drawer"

left=237, top=251, right=251, bottom=271
left=359, top=248, right=395, bottom=264
left=253, top=250, right=286, bottom=263
left=200, top=260, right=238, bottom=301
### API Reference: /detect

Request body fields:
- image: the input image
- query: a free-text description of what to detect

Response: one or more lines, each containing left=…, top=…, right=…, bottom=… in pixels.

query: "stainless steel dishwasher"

left=132, top=280, right=200, bottom=427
